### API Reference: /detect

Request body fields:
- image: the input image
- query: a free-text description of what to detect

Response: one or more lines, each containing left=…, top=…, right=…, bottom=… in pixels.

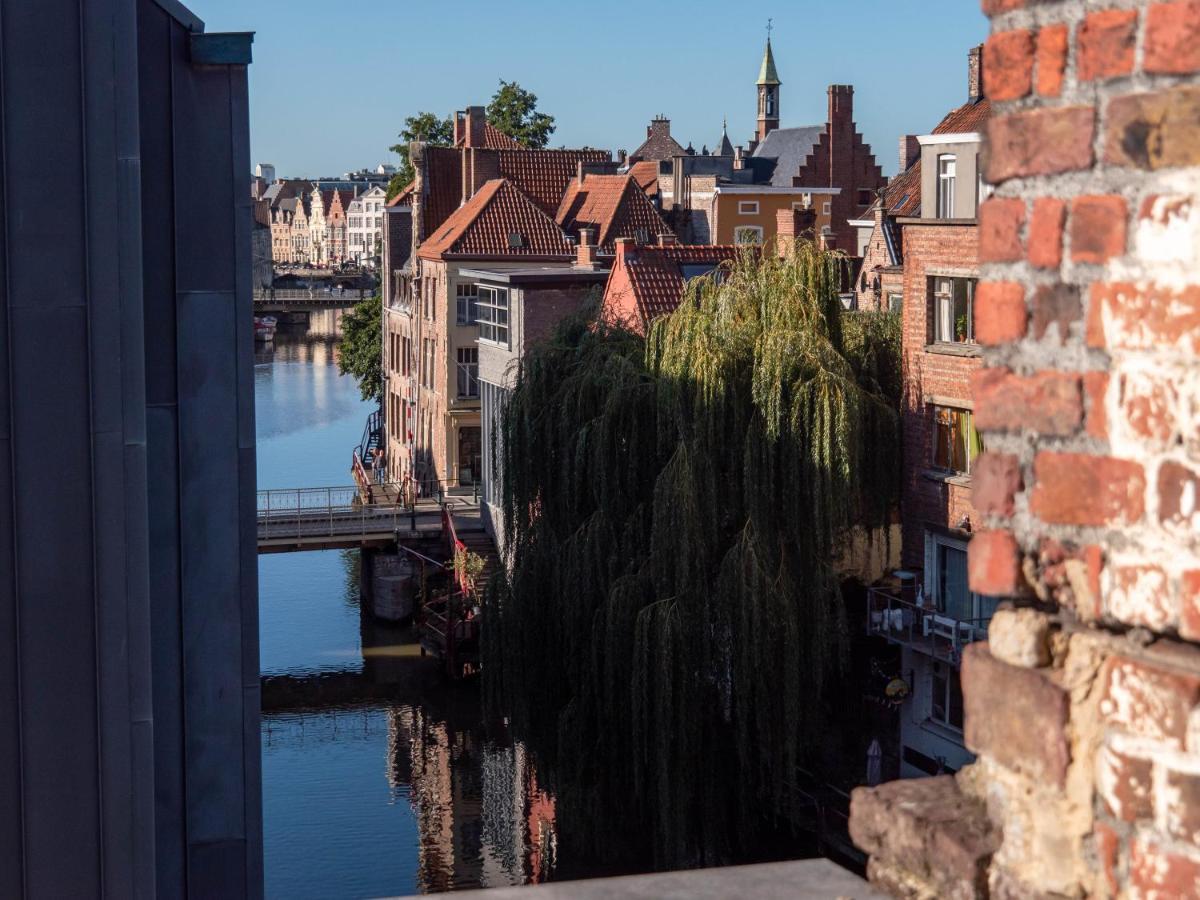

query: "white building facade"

left=347, top=185, right=386, bottom=267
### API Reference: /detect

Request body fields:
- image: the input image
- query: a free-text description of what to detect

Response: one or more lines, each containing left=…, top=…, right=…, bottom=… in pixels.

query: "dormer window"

left=508, top=232, right=524, bottom=249
left=937, top=155, right=957, bottom=219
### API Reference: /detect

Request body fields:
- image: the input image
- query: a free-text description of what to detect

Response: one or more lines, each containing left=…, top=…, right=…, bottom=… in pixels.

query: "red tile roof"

left=933, top=98, right=991, bottom=135
left=884, top=161, right=922, bottom=217
left=555, top=175, right=672, bottom=252
left=455, top=122, right=524, bottom=150
left=496, top=149, right=612, bottom=217
left=627, top=160, right=660, bottom=198
left=611, top=244, right=743, bottom=325
left=388, top=183, right=414, bottom=207
left=417, top=179, right=573, bottom=261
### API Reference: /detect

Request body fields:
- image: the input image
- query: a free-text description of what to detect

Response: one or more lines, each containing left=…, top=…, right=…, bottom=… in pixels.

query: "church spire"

left=718, top=118, right=734, bottom=156
left=755, top=25, right=781, bottom=142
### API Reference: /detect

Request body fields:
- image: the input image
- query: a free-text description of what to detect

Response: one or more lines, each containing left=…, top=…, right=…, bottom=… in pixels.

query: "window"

left=456, top=347, right=479, bottom=399
left=976, top=170, right=992, bottom=210
left=822, top=201, right=832, bottom=216
left=930, top=277, right=975, bottom=343
left=401, top=336, right=411, bottom=376
left=737, top=200, right=760, bottom=215
left=456, top=283, right=479, bottom=326
left=937, top=154, right=957, bottom=218
left=420, top=338, right=435, bottom=389
left=478, top=285, right=510, bottom=347
left=887, top=292, right=903, bottom=314
left=858, top=189, right=873, bottom=206
left=733, top=225, right=763, bottom=245
left=930, top=662, right=964, bottom=730
left=926, top=531, right=1001, bottom=625
left=932, top=405, right=983, bottom=475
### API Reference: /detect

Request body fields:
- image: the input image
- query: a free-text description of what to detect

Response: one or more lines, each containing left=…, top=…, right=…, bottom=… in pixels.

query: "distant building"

left=252, top=198, right=273, bottom=287
left=256, top=161, right=276, bottom=182
left=555, top=171, right=673, bottom=254
left=630, top=115, right=688, bottom=162
left=347, top=184, right=387, bottom=266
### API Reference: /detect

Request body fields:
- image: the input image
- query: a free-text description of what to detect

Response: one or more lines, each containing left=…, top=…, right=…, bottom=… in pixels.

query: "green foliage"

left=486, top=80, right=556, bottom=149
left=483, top=245, right=901, bottom=868
left=337, top=294, right=383, bottom=403
left=386, top=111, right=453, bottom=200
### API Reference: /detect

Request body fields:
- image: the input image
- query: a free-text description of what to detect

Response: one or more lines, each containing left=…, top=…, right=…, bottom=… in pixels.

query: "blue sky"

left=193, top=0, right=988, bottom=179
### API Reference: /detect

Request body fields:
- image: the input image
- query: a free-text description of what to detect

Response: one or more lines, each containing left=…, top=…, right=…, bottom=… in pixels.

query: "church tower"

left=756, top=36, right=781, bottom=142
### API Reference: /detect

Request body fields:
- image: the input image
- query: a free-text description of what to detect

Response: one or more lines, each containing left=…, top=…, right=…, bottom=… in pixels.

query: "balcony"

left=866, top=585, right=990, bottom=666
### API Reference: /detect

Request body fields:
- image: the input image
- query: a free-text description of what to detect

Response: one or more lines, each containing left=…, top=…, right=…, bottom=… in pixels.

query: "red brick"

left=962, top=643, right=1071, bottom=785
left=1035, top=24, right=1068, bottom=97
left=1030, top=452, right=1145, bottom=526
left=1145, top=1, right=1200, bottom=74
left=1159, top=461, right=1200, bottom=530
left=1100, top=654, right=1200, bottom=746
left=973, top=368, right=1082, bottom=435
left=986, top=107, right=1095, bottom=183
left=1094, top=822, right=1121, bottom=897
left=1071, top=195, right=1128, bottom=264
left=1160, top=763, right=1200, bottom=846
left=968, top=530, right=1023, bottom=596
left=1120, top=371, right=1178, bottom=447
left=1078, top=9, right=1139, bottom=81
left=984, top=30, right=1034, bottom=101
left=974, top=282, right=1027, bottom=345
left=1031, top=284, right=1080, bottom=344
left=1182, top=570, right=1200, bottom=641
left=1028, top=198, right=1065, bottom=269
left=1105, top=85, right=1200, bottom=170
left=1105, top=565, right=1175, bottom=631
left=1084, top=371, right=1110, bottom=439
left=1097, top=738, right=1155, bottom=821
left=973, top=453, right=1023, bottom=518
left=1088, top=283, right=1200, bottom=354
left=1131, top=839, right=1200, bottom=897
left=979, top=198, right=1025, bottom=262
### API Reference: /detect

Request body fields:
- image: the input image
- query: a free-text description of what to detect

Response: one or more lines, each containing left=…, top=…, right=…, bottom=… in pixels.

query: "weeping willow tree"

left=483, top=244, right=901, bottom=870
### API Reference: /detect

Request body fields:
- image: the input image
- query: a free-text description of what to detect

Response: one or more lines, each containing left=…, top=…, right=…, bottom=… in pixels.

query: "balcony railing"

left=866, top=585, right=991, bottom=666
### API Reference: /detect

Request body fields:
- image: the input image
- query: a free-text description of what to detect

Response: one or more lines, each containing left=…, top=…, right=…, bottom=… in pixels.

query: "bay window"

left=477, top=286, right=510, bottom=347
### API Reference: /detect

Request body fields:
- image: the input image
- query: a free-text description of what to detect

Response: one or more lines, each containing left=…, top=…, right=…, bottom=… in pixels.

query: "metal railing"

left=257, top=484, right=408, bottom=543
left=866, top=586, right=991, bottom=665
left=253, top=287, right=371, bottom=305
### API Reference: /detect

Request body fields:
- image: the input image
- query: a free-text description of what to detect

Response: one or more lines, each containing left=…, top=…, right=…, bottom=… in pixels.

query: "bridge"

left=253, top=287, right=372, bottom=314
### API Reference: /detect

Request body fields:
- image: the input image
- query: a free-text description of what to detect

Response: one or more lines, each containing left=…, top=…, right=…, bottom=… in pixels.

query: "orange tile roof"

left=555, top=175, right=672, bottom=252
left=933, top=98, right=991, bottom=135
left=388, top=183, right=414, bottom=207
left=627, top=160, right=660, bottom=198
left=496, top=149, right=612, bottom=217
left=884, top=161, right=922, bottom=217
left=455, top=122, right=524, bottom=150
left=418, top=179, right=573, bottom=261
left=621, top=244, right=744, bottom=322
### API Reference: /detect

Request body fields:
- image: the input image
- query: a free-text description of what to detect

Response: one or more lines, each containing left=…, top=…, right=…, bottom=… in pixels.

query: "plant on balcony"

left=483, top=243, right=901, bottom=868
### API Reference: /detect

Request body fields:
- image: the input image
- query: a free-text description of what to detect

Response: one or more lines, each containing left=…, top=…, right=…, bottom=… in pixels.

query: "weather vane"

left=767, top=18, right=773, bottom=39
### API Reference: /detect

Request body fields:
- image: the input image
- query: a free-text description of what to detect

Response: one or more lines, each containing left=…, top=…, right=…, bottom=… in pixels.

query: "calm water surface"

left=257, top=333, right=557, bottom=899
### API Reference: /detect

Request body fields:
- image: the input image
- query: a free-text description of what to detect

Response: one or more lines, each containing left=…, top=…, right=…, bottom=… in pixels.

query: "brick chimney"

left=777, top=207, right=817, bottom=257
left=899, top=135, right=920, bottom=173
left=576, top=228, right=600, bottom=269
left=828, top=84, right=854, bottom=132
left=968, top=45, right=984, bottom=102
left=657, top=233, right=677, bottom=246
left=733, top=146, right=745, bottom=171
left=465, top=106, right=486, bottom=148
left=615, top=236, right=638, bottom=265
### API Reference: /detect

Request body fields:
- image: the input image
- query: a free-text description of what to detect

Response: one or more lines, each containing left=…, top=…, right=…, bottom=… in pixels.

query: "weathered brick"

left=1032, top=284, right=1079, bottom=343
left=1030, top=452, right=1145, bottom=527
left=1100, top=654, right=1200, bottom=746
left=1158, top=461, right=1200, bottom=531
left=1084, top=371, right=1110, bottom=439
left=973, top=368, right=1082, bottom=435
left=986, top=106, right=1095, bottom=182
left=968, top=530, right=1023, bottom=596
left=979, top=198, right=1025, bottom=262
left=1130, top=839, right=1200, bottom=898
left=1105, top=565, right=1175, bottom=631
left=1035, top=24, right=1068, bottom=97
left=1097, top=737, right=1155, bottom=821
left=1028, top=197, right=1065, bottom=269
left=1093, top=821, right=1121, bottom=898
left=986, top=607, right=1052, bottom=667
left=1182, top=570, right=1200, bottom=641
left=973, top=452, right=1023, bottom=518
left=1120, top=371, right=1178, bottom=447
left=1159, top=761, right=1200, bottom=846
left=1071, top=195, right=1128, bottom=264
left=984, top=30, right=1034, bottom=101
left=1078, top=9, right=1139, bottom=81
left=1088, top=283, right=1200, bottom=355
left=974, top=282, right=1027, bottom=344
left=1105, top=85, right=1200, bottom=170
left=1144, top=1, right=1200, bottom=74
left=962, top=643, right=1071, bottom=785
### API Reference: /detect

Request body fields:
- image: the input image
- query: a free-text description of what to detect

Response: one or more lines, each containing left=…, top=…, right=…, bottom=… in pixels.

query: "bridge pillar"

left=361, top=549, right=417, bottom=623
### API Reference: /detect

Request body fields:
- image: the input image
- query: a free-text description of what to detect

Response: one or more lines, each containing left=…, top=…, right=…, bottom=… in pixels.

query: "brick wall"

left=851, top=2, right=1200, bottom=897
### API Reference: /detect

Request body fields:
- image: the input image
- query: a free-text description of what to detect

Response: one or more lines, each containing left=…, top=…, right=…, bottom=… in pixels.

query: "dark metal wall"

left=0, top=0, right=259, bottom=896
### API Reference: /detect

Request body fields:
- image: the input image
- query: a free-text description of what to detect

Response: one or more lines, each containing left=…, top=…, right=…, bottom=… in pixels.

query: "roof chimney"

left=733, top=145, right=745, bottom=170
left=577, top=228, right=600, bottom=269
left=657, top=233, right=677, bottom=247
left=617, top=149, right=628, bottom=166
left=615, top=236, right=638, bottom=265
left=453, top=110, right=466, bottom=146
left=968, top=45, right=984, bottom=103
left=899, top=135, right=920, bottom=172
left=465, top=106, right=486, bottom=148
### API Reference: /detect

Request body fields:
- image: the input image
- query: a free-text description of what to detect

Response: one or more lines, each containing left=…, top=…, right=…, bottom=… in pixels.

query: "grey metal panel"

left=190, top=32, right=254, bottom=66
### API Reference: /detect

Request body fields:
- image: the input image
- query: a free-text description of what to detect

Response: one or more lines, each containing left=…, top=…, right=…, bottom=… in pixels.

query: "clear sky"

left=192, top=0, right=988, bottom=180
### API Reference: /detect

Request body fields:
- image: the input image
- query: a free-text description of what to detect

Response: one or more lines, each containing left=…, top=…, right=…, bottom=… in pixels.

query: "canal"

left=256, top=333, right=559, bottom=898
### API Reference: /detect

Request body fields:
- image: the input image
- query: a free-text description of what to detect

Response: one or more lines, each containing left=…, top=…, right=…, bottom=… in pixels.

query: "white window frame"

left=822, top=201, right=832, bottom=216
left=937, top=154, right=957, bottom=219
left=456, top=347, right=479, bottom=399
left=455, top=283, right=479, bottom=326
left=477, top=285, right=510, bottom=348
left=929, top=660, right=964, bottom=732
left=923, top=531, right=998, bottom=625
left=932, top=276, right=975, bottom=344
left=733, top=225, right=763, bottom=245
left=737, top=200, right=760, bottom=215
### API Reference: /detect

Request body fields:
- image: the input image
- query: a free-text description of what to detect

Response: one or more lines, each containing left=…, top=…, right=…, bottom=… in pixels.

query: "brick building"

left=852, top=2, right=1200, bottom=898
left=555, top=171, right=673, bottom=254
left=629, top=115, right=688, bottom=162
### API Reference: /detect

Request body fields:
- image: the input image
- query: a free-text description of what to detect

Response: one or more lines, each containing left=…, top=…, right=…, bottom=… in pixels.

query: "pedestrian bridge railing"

left=257, top=485, right=408, bottom=542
